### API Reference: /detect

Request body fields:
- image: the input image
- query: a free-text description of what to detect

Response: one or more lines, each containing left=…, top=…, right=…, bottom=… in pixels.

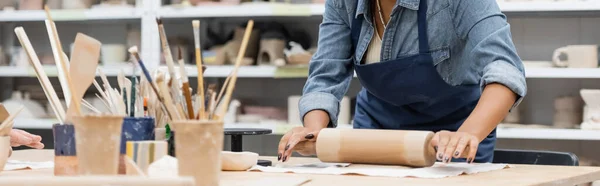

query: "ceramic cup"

left=0, top=136, right=10, bottom=172
left=171, top=120, right=224, bottom=186
left=52, top=124, right=78, bottom=176
left=62, top=0, right=93, bottom=9
left=118, top=117, right=155, bottom=174
left=101, top=44, right=126, bottom=65
left=553, top=45, right=598, bottom=68
left=72, top=115, right=124, bottom=175
left=18, top=0, right=43, bottom=10
left=125, top=140, right=168, bottom=174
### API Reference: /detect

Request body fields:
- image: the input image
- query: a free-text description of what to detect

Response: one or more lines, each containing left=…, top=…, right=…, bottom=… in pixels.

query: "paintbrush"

left=155, top=18, right=182, bottom=100
left=14, top=27, right=66, bottom=123
left=217, top=20, right=255, bottom=120
left=192, top=20, right=206, bottom=120
left=129, top=46, right=174, bottom=120
left=177, top=47, right=195, bottom=119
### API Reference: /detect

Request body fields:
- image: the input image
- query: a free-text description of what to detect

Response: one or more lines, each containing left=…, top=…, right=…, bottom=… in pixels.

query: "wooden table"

left=4, top=149, right=600, bottom=186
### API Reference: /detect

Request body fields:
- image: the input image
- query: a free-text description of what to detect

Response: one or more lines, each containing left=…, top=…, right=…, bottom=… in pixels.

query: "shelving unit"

left=3, top=0, right=600, bottom=160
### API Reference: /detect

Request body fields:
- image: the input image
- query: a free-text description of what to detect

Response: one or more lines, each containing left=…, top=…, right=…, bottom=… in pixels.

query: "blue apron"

left=350, top=0, right=496, bottom=163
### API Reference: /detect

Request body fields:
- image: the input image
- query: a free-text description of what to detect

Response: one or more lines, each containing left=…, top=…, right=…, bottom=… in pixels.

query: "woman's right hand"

left=277, top=110, right=330, bottom=162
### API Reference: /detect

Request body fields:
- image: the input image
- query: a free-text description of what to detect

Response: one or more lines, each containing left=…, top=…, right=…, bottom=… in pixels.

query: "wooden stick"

left=192, top=20, right=206, bottom=120
left=178, top=48, right=195, bottom=119
left=44, top=6, right=76, bottom=115
left=44, top=20, right=71, bottom=107
left=94, top=93, right=112, bottom=111
left=156, top=75, right=181, bottom=121
left=215, top=74, right=231, bottom=109
left=14, top=27, right=66, bottom=123
left=81, top=99, right=101, bottom=114
left=155, top=18, right=182, bottom=99
left=217, top=20, right=254, bottom=120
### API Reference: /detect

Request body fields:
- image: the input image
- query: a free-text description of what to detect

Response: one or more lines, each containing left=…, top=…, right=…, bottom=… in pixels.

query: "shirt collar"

left=355, top=0, right=420, bottom=18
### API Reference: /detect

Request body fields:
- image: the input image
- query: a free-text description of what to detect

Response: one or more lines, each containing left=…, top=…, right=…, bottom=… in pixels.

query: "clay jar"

left=118, top=117, right=155, bottom=174
left=52, top=124, right=78, bottom=176
left=72, top=115, right=124, bottom=175
left=171, top=120, right=224, bottom=186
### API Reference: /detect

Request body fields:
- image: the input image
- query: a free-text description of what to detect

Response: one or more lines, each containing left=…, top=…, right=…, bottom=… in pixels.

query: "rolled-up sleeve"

left=299, top=0, right=354, bottom=127
left=452, top=0, right=527, bottom=109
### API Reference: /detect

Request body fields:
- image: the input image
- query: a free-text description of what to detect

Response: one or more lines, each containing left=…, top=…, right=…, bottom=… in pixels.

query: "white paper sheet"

left=4, top=160, right=54, bottom=171
left=248, top=162, right=511, bottom=178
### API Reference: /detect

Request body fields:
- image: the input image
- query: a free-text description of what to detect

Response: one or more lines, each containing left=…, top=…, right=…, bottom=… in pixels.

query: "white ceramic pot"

left=62, top=0, right=93, bottom=9
left=101, top=44, right=126, bottom=65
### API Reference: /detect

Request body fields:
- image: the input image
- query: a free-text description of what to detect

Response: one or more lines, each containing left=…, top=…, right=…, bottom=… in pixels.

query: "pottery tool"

left=14, top=27, right=66, bottom=123
left=217, top=20, right=254, bottom=120
left=124, top=78, right=132, bottom=116
left=155, top=18, right=182, bottom=100
left=130, top=77, right=138, bottom=117
left=45, top=20, right=71, bottom=107
left=156, top=74, right=181, bottom=120
left=81, top=99, right=101, bottom=114
left=316, top=129, right=437, bottom=167
left=192, top=20, right=206, bottom=119
left=0, top=104, right=9, bottom=121
left=128, top=46, right=173, bottom=120
left=177, top=48, right=194, bottom=119
left=44, top=6, right=74, bottom=110
left=0, top=106, right=24, bottom=136
left=65, top=33, right=101, bottom=120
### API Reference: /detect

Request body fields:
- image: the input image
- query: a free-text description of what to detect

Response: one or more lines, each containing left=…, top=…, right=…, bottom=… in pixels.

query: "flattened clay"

left=222, top=151, right=258, bottom=171
left=171, top=120, right=224, bottom=186
left=71, top=115, right=124, bottom=175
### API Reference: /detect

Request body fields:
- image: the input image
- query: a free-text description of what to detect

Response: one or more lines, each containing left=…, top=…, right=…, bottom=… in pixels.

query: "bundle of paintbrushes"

left=127, top=18, right=255, bottom=127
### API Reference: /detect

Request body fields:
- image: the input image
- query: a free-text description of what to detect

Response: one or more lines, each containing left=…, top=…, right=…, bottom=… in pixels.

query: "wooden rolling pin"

left=316, top=129, right=437, bottom=167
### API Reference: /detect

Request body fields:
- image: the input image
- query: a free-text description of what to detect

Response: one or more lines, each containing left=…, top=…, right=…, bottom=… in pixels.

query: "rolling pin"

left=316, top=129, right=437, bottom=167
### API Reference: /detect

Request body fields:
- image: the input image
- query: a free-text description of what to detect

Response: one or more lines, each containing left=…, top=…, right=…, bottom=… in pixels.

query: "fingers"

left=277, top=130, right=292, bottom=162
left=282, top=131, right=309, bottom=162
left=435, top=131, right=449, bottom=161
left=10, top=130, right=32, bottom=147
left=467, top=138, right=479, bottom=163
left=15, top=129, right=41, bottom=142
left=443, top=135, right=461, bottom=163
left=27, top=142, right=44, bottom=149
left=453, top=137, right=468, bottom=159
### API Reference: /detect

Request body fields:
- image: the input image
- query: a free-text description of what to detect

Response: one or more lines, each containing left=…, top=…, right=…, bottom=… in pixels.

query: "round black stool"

left=224, top=128, right=272, bottom=166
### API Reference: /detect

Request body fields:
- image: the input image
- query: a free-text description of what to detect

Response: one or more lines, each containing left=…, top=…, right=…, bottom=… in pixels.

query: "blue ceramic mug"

left=120, top=117, right=155, bottom=154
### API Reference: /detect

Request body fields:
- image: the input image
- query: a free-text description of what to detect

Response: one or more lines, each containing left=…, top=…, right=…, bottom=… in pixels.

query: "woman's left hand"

left=10, top=129, right=44, bottom=149
left=430, top=130, right=479, bottom=163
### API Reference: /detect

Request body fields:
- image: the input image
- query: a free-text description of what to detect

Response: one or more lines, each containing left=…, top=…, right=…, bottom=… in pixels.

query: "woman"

left=278, top=0, right=526, bottom=163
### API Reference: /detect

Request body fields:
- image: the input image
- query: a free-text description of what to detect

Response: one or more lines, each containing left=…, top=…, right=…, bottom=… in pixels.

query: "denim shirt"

left=299, top=0, right=527, bottom=127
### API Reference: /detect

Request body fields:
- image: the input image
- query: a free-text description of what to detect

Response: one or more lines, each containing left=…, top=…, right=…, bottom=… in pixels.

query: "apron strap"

left=417, top=0, right=430, bottom=53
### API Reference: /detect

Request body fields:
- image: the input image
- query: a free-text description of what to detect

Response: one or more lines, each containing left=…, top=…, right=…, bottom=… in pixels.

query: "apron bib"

left=350, top=0, right=496, bottom=162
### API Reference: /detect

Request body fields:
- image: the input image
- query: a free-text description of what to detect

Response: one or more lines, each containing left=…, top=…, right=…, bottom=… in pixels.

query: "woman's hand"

left=10, top=129, right=44, bottom=149
left=430, top=130, right=478, bottom=163
left=277, top=127, right=320, bottom=162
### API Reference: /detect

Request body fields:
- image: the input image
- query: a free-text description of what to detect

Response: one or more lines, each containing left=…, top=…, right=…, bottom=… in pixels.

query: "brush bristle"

left=128, top=46, right=138, bottom=54
left=192, top=20, right=200, bottom=28
left=156, top=18, right=162, bottom=25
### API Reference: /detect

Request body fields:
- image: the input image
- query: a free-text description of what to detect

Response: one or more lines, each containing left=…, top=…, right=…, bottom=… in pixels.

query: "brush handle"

left=135, top=59, right=174, bottom=120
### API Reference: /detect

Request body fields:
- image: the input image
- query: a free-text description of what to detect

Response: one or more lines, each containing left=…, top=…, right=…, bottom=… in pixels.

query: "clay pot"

left=257, top=39, right=286, bottom=66
left=171, top=120, right=224, bottom=186
left=72, top=115, right=124, bottom=175
left=52, top=124, right=78, bottom=176
left=118, top=117, right=155, bottom=174
left=62, top=0, right=94, bottom=9
left=553, top=96, right=582, bottom=129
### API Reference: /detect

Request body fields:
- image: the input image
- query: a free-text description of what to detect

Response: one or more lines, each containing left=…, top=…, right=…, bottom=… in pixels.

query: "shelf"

left=0, top=64, right=134, bottom=77
left=0, top=8, right=142, bottom=22
left=167, top=65, right=600, bottom=79
left=156, top=1, right=600, bottom=19
left=159, top=2, right=325, bottom=18
left=13, top=118, right=600, bottom=141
